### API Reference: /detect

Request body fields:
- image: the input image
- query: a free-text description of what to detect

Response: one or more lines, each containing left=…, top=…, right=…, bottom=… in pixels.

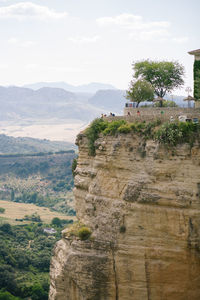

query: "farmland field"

left=0, top=200, right=76, bottom=225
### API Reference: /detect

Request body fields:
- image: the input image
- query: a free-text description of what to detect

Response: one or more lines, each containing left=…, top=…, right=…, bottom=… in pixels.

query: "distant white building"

left=43, top=228, right=57, bottom=234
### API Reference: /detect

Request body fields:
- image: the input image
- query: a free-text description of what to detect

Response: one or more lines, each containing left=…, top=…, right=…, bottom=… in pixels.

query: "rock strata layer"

left=49, top=132, right=200, bottom=300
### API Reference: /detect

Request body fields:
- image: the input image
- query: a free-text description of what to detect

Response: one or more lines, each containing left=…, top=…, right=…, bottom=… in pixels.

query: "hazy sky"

left=0, top=0, right=199, bottom=94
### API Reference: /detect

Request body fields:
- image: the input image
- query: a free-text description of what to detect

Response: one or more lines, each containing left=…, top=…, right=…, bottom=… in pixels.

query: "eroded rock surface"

left=49, top=133, right=200, bottom=300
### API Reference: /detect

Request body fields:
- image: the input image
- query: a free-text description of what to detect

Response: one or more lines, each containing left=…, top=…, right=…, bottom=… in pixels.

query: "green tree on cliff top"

left=126, top=79, right=154, bottom=107
left=132, top=60, right=185, bottom=106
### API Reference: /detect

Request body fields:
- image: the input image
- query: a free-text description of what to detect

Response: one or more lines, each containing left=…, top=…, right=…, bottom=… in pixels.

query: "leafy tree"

left=126, top=79, right=154, bottom=107
left=51, top=217, right=62, bottom=227
left=0, top=265, right=17, bottom=294
left=133, top=60, right=184, bottom=106
left=31, top=284, right=48, bottom=300
left=0, top=223, right=12, bottom=234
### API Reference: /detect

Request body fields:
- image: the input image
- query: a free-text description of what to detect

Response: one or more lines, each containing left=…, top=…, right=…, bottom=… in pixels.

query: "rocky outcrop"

left=49, top=132, right=200, bottom=300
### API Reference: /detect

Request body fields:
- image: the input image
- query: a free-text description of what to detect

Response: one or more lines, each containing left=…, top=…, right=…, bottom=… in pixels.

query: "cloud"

left=172, top=37, right=188, bottom=43
left=0, top=63, right=8, bottom=69
left=97, top=13, right=188, bottom=43
left=97, top=13, right=170, bottom=30
left=8, top=37, right=18, bottom=44
left=8, top=37, right=36, bottom=47
left=68, top=35, right=100, bottom=44
left=129, top=29, right=170, bottom=41
left=0, top=2, right=67, bottom=20
left=25, top=63, right=38, bottom=70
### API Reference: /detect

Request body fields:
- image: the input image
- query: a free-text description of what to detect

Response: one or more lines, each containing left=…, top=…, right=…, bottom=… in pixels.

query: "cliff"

left=49, top=127, right=200, bottom=300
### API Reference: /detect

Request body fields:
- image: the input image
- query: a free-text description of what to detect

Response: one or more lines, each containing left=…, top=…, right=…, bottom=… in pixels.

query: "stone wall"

left=122, top=107, right=200, bottom=123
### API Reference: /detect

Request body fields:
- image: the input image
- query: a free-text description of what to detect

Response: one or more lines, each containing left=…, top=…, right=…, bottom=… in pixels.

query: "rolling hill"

left=23, top=81, right=116, bottom=93
left=0, top=134, right=76, bottom=154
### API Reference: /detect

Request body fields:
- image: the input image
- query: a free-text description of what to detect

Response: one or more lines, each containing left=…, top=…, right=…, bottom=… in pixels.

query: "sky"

left=0, top=0, right=199, bottom=95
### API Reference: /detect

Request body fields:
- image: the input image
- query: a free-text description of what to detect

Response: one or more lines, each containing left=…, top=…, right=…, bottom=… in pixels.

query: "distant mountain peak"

left=23, top=81, right=117, bottom=93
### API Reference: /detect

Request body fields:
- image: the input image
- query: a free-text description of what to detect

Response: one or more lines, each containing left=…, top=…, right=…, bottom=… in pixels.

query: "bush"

left=117, top=124, right=131, bottom=134
left=51, top=217, right=62, bottom=227
left=154, top=121, right=200, bottom=146
left=120, top=225, right=126, bottom=233
left=24, top=213, right=41, bottom=222
left=103, top=120, right=126, bottom=135
left=71, top=158, right=77, bottom=177
left=85, top=118, right=108, bottom=156
left=0, top=291, right=20, bottom=300
left=85, top=118, right=200, bottom=153
left=0, top=207, right=5, bottom=213
left=0, top=223, right=12, bottom=234
left=31, top=284, right=48, bottom=300
left=77, top=226, right=91, bottom=240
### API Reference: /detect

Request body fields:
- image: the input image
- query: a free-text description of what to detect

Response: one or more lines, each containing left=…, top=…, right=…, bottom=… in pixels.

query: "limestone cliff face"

left=49, top=132, right=200, bottom=300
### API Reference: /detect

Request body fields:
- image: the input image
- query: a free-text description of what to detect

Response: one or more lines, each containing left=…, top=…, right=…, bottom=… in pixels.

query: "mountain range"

left=0, top=85, right=125, bottom=122
left=0, top=82, right=187, bottom=143
left=23, top=81, right=116, bottom=94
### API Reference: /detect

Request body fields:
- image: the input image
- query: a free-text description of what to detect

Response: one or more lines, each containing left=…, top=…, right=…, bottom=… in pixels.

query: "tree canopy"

left=133, top=60, right=184, bottom=99
left=126, top=79, right=154, bottom=107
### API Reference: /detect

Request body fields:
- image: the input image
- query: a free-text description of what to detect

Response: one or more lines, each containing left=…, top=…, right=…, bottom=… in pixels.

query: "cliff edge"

left=49, top=125, right=200, bottom=300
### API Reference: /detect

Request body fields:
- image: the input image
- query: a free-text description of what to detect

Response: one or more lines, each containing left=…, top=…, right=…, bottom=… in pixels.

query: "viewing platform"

left=105, top=107, right=200, bottom=123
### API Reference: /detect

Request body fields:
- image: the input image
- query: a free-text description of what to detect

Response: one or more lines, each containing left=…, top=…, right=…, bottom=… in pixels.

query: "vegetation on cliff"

left=85, top=118, right=200, bottom=155
left=63, top=222, right=92, bottom=241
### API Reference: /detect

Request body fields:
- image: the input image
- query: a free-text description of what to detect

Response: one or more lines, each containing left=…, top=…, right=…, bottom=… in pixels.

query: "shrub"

left=117, top=124, right=131, bottom=134
left=130, top=123, right=137, bottom=131
left=77, top=226, right=91, bottom=240
left=120, top=225, right=126, bottom=233
left=0, top=223, right=12, bottom=234
left=135, top=122, right=146, bottom=131
left=0, top=291, right=20, bottom=300
left=0, top=207, right=5, bottom=213
left=51, top=217, right=62, bottom=227
left=85, top=118, right=108, bottom=156
left=103, top=120, right=126, bottom=135
left=24, top=213, right=41, bottom=222
left=154, top=121, right=200, bottom=146
left=71, top=158, right=77, bottom=177
left=155, top=122, right=182, bottom=145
